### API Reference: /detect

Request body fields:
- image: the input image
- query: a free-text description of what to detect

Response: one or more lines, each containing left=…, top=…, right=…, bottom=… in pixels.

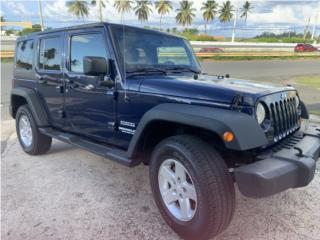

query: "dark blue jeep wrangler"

left=10, top=23, right=320, bottom=240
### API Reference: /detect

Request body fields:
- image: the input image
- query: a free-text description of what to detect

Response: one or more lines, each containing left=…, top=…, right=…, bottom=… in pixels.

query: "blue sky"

left=1, top=0, right=319, bottom=37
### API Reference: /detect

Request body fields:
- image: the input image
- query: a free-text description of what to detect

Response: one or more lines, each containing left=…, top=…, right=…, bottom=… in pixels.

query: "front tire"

left=16, top=104, right=52, bottom=155
left=149, top=135, right=235, bottom=240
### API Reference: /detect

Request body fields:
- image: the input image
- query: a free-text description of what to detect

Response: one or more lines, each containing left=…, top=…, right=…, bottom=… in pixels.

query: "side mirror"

left=83, top=56, right=110, bottom=76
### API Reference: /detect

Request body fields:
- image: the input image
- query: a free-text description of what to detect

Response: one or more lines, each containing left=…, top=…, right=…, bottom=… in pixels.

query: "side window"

left=70, top=33, right=108, bottom=73
left=157, top=47, right=190, bottom=65
left=16, top=40, right=34, bottom=70
left=39, top=37, right=62, bottom=71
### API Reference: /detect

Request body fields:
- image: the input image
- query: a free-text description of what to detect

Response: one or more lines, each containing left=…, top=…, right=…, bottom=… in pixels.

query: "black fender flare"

left=10, top=87, right=49, bottom=126
left=300, top=101, right=309, bottom=119
left=128, top=103, right=268, bottom=157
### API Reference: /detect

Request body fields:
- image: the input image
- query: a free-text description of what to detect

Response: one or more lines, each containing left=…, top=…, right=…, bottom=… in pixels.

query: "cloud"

left=44, top=0, right=72, bottom=21
left=247, top=2, right=320, bottom=29
left=248, top=5, right=300, bottom=24
left=1, top=0, right=319, bottom=37
left=43, top=0, right=122, bottom=23
left=7, top=1, right=35, bottom=17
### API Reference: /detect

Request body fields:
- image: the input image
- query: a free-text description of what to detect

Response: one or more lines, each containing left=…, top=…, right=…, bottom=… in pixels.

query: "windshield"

left=110, top=25, right=201, bottom=74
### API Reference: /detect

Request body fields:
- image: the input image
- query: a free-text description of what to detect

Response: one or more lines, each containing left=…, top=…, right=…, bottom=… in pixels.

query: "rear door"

left=35, top=32, right=65, bottom=129
left=63, top=28, right=117, bottom=143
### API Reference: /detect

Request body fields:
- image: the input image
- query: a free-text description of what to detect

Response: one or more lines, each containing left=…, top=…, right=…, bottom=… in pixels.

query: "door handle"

left=36, top=73, right=47, bottom=84
left=56, top=85, right=64, bottom=93
left=38, top=79, right=47, bottom=84
left=65, top=79, right=74, bottom=84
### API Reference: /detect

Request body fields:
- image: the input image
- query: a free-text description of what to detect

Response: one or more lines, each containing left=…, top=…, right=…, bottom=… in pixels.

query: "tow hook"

left=293, top=147, right=307, bottom=158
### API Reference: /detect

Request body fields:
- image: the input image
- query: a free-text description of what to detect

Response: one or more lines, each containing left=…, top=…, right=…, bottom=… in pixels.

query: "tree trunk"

left=205, top=22, right=207, bottom=34
left=160, top=15, right=162, bottom=31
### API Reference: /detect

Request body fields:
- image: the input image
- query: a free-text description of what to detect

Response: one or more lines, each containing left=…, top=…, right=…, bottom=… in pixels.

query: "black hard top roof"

left=17, top=22, right=184, bottom=41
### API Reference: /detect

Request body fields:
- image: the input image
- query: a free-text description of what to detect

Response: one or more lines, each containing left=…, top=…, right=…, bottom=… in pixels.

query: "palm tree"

left=155, top=1, right=173, bottom=31
left=176, top=1, right=196, bottom=30
left=201, top=0, right=218, bottom=34
left=66, top=0, right=89, bottom=22
left=240, top=1, right=253, bottom=22
left=134, top=1, right=153, bottom=25
left=0, top=16, right=6, bottom=32
left=91, top=0, right=107, bottom=22
left=114, top=0, right=133, bottom=23
left=218, top=0, right=233, bottom=23
left=38, top=0, right=44, bottom=31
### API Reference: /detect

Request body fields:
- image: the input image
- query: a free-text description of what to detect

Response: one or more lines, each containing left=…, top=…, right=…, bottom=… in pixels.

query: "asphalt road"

left=201, top=59, right=320, bottom=81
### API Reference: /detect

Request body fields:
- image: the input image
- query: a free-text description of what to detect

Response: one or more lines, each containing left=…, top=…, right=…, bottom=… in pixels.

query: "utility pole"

left=311, top=2, right=319, bottom=40
left=38, top=0, right=44, bottom=31
left=231, top=1, right=239, bottom=42
left=303, top=17, right=310, bottom=40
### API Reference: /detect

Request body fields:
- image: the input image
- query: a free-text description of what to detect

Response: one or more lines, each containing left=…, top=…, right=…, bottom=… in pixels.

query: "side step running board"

left=39, top=127, right=139, bottom=167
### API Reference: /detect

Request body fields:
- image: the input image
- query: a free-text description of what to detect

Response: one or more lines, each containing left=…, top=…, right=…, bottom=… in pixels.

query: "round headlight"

left=256, top=102, right=266, bottom=125
left=295, top=96, right=300, bottom=108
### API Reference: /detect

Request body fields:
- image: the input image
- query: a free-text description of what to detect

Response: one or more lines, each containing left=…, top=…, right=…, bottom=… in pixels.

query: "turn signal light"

left=223, top=131, right=234, bottom=142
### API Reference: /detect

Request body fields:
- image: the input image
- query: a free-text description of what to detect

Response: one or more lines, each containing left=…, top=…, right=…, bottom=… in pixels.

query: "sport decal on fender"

left=119, top=121, right=136, bottom=135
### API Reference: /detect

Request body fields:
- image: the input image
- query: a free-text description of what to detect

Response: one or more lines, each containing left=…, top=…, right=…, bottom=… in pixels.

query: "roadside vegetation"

left=310, top=110, right=320, bottom=116
left=0, top=57, right=13, bottom=63
left=294, top=76, right=320, bottom=89
left=199, top=55, right=320, bottom=61
left=243, top=32, right=319, bottom=44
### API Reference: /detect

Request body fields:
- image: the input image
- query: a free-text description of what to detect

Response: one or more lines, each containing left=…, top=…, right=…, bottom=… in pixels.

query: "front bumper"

left=235, top=123, right=320, bottom=198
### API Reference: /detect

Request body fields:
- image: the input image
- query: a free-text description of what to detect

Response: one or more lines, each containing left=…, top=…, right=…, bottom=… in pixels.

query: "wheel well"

left=11, top=95, right=27, bottom=118
left=135, top=120, right=226, bottom=164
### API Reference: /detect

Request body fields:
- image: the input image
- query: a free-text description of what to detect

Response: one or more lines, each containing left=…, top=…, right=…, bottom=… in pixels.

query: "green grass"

left=1, top=57, right=14, bottom=63
left=243, top=37, right=314, bottom=43
left=198, top=55, right=320, bottom=61
left=310, top=110, right=320, bottom=116
left=294, top=76, right=320, bottom=88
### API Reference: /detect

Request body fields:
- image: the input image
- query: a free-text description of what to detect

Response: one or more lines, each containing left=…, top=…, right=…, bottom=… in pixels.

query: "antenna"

left=122, top=20, right=128, bottom=101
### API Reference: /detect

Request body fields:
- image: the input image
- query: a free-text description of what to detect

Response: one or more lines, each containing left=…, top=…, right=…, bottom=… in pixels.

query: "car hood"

left=137, top=74, right=296, bottom=106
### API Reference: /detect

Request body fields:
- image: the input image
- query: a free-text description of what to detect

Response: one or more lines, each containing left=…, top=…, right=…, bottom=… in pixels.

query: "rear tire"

left=149, top=135, right=235, bottom=240
left=16, top=104, right=52, bottom=155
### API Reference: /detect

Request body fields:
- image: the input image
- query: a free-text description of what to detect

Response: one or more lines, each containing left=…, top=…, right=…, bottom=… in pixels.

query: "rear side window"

left=16, top=40, right=34, bottom=70
left=39, top=37, right=62, bottom=71
left=70, top=33, right=108, bottom=73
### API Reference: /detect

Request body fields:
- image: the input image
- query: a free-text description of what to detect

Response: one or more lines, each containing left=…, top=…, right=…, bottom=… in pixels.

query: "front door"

left=64, top=28, right=117, bottom=143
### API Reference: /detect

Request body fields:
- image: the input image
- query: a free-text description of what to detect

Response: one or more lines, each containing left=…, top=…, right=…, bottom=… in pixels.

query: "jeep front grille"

left=269, top=98, right=300, bottom=142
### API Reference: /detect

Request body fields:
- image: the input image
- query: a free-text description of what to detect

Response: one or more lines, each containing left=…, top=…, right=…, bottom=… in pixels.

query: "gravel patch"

left=1, top=121, right=319, bottom=240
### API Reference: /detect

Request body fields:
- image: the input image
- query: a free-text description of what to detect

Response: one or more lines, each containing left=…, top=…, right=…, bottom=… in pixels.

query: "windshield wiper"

left=126, top=67, right=168, bottom=76
left=166, top=67, right=200, bottom=74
